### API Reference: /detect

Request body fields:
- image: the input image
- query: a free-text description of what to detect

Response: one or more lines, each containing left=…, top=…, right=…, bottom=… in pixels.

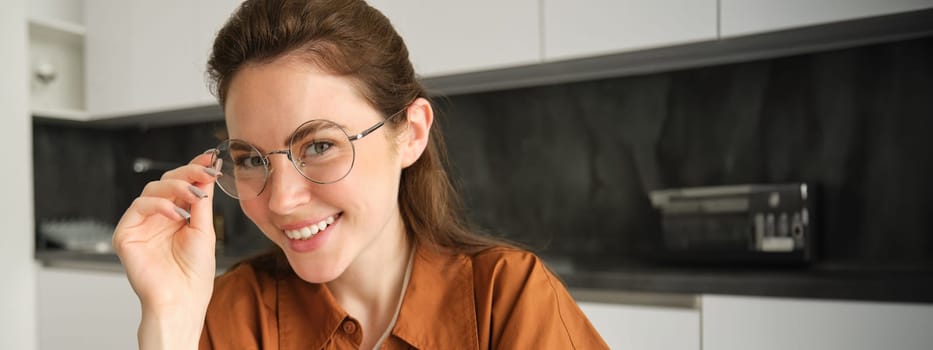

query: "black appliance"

left=649, top=183, right=814, bottom=263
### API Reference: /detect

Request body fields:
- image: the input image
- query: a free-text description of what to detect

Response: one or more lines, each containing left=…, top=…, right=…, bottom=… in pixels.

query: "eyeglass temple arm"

left=348, top=107, right=408, bottom=141
left=349, top=120, right=386, bottom=142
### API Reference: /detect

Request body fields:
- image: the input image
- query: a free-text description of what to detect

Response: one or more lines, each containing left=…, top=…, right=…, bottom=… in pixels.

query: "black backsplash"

left=33, top=120, right=271, bottom=256
left=33, top=36, right=933, bottom=271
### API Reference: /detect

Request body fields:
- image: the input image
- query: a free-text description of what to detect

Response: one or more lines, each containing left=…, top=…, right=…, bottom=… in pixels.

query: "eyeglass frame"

left=208, top=106, right=409, bottom=199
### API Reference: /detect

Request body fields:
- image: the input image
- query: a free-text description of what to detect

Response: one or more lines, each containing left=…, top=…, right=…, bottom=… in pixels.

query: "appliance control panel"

left=649, top=183, right=814, bottom=263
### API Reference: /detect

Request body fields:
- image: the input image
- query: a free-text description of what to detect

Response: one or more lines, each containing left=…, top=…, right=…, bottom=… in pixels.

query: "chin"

left=284, top=252, right=346, bottom=284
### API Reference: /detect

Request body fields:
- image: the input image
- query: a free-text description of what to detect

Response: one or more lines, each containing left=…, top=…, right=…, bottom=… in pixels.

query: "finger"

left=117, top=196, right=189, bottom=227
left=160, top=162, right=222, bottom=187
left=113, top=196, right=189, bottom=248
left=151, top=151, right=221, bottom=232
left=187, top=151, right=220, bottom=233
left=139, top=179, right=211, bottom=204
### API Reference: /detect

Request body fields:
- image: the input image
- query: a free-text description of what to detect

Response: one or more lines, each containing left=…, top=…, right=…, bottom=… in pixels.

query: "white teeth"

left=284, top=215, right=337, bottom=240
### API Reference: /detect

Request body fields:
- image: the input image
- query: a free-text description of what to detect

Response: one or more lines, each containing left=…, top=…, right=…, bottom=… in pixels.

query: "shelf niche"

left=28, top=17, right=87, bottom=120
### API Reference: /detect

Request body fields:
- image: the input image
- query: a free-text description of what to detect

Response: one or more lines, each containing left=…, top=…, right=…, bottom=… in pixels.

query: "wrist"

left=139, top=303, right=208, bottom=350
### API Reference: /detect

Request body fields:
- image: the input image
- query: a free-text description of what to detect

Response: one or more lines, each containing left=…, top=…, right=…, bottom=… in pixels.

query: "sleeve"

left=475, top=249, right=610, bottom=350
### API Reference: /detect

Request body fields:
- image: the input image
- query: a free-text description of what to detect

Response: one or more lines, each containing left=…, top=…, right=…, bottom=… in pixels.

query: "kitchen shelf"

left=28, top=16, right=85, bottom=47
left=28, top=15, right=86, bottom=117
left=32, top=107, right=90, bottom=122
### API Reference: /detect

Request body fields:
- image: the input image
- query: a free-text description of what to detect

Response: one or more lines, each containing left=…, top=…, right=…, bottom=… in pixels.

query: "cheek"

left=352, top=145, right=401, bottom=190
left=356, top=163, right=403, bottom=214
left=239, top=200, right=269, bottom=231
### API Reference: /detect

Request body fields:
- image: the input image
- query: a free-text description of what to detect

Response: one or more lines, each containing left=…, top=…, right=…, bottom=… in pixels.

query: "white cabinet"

left=702, top=294, right=933, bottom=350
left=720, top=0, right=933, bottom=37
left=578, top=301, right=701, bottom=350
left=366, top=0, right=540, bottom=77
left=542, top=0, right=718, bottom=61
left=85, top=0, right=240, bottom=117
left=38, top=267, right=140, bottom=350
left=75, top=1, right=933, bottom=119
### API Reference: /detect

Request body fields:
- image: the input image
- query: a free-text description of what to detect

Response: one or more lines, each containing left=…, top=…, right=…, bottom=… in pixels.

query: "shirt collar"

left=274, top=254, right=349, bottom=350
left=271, top=244, right=480, bottom=349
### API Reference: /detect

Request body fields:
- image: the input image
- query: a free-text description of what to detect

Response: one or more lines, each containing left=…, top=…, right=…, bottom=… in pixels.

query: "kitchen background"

left=35, top=35, right=933, bottom=276
left=7, top=1, right=933, bottom=350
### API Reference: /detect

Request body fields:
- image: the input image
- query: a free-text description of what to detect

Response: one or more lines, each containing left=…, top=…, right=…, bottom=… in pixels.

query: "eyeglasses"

left=208, top=108, right=406, bottom=199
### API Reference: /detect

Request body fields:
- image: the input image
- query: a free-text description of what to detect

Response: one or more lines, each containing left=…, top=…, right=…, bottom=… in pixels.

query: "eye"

left=303, top=141, right=334, bottom=157
left=233, top=154, right=266, bottom=169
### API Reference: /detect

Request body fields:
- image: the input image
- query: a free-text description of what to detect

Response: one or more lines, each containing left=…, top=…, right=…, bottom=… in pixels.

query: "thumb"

left=187, top=150, right=219, bottom=234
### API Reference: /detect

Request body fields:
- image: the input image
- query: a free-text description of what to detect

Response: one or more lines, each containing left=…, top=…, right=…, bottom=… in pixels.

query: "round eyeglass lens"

left=213, top=140, right=269, bottom=199
left=288, top=119, right=356, bottom=184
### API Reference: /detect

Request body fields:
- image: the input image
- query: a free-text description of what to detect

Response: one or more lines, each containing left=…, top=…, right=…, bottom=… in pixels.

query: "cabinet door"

left=721, top=0, right=933, bottom=37
left=702, top=295, right=933, bottom=350
left=38, top=267, right=140, bottom=350
left=578, top=301, right=700, bottom=350
left=86, top=0, right=238, bottom=117
left=194, top=0, right=244, bottom=103
left=366, top=0, right=540, bottom=77
left=84, top=0, right=133, bottom=116
left=543, top=0, right=717, bottom=61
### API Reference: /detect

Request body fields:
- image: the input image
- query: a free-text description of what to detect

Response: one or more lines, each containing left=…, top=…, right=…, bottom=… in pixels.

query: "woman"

left=113, top=0, right=608, bottom=348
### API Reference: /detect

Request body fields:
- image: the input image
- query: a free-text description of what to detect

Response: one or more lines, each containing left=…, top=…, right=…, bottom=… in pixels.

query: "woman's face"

left=223, top=56, right=407, bottom=283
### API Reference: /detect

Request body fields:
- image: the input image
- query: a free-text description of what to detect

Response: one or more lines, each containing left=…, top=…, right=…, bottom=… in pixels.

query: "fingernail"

left=203, top=167, right=221, bottom=177
left=202, top=148, right=218, bottom=155
left=188, top=185, right=208, bottom=198
left=173, top=206, right=191, bottom=220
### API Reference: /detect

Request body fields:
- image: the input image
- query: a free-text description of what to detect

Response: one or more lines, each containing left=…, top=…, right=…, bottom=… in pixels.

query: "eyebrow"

left=228, top=141, right=255, bottom=152
left=229, top=142, right=255, bottom=153
left=284, top=120, right=350, bottom=146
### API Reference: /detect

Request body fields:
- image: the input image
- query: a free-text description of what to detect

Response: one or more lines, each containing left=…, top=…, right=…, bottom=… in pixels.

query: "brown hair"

left=207, top=0, right=506, bottom=254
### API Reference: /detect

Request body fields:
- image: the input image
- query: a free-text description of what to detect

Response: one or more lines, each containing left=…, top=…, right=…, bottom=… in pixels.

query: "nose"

left=264, top=154, right=312, bottom=215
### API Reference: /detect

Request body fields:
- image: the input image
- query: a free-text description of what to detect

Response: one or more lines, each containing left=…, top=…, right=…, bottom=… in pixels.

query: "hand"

left=112, top=151, right=221, bottom=348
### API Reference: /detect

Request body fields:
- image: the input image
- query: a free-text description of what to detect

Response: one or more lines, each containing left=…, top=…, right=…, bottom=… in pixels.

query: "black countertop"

left=558, top=266, right=933, bottom=304
left=37, top=250, right=933, bottom=304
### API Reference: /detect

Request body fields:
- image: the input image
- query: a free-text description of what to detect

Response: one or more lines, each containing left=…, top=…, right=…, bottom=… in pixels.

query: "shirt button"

left=342, top=320, right=357, bottom=334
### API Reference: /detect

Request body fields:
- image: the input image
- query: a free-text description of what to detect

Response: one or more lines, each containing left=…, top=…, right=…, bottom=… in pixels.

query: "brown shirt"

left=200, top=245, right=609, bottom=349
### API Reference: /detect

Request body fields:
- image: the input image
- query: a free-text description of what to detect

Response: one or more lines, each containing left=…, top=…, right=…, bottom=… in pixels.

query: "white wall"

left=0, top=0, right=38, bottom=349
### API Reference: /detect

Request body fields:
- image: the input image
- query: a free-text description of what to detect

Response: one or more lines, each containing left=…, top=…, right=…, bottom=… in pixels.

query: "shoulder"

left=467, top=246, right=568, bottom=308
left=470, top=245, right=539, bottom=264
left=465, top=247, right=610, bottom=349
left=468, top=246, right=555, bottom=286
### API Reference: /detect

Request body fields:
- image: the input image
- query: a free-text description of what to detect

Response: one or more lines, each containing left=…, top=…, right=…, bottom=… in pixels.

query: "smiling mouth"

left=283, top=213, right=341, bottom=240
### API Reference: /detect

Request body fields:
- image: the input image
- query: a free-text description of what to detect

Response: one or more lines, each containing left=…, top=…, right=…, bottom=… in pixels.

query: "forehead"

left=222, top=57, right=375, bottom=147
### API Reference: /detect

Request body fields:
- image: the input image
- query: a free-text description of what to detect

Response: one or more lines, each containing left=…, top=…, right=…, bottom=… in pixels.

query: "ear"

left=398, top=97, right=433, bottom=168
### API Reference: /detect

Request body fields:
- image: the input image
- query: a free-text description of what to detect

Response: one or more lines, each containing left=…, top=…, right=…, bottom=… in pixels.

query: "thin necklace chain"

left=371, top=246, right=416, bottom=349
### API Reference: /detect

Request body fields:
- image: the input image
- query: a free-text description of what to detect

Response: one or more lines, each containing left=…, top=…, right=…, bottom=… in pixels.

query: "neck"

left=326, top=211, right=412, bottom=326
